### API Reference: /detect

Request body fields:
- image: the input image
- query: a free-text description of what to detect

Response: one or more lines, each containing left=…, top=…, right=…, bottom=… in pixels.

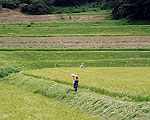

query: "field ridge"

left=1, top=48, right=150, bottom=51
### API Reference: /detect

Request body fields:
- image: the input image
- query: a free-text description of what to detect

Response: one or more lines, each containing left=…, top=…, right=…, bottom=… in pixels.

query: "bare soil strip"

left=0, top=36, right=150, bottom=48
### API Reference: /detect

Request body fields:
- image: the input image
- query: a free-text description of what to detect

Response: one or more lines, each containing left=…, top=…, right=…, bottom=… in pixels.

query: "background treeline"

left=0, top=0, right=150, bottom=20
left=111, top=0, right=150, bottom=20
left=0, top=0, right=104, bottom=14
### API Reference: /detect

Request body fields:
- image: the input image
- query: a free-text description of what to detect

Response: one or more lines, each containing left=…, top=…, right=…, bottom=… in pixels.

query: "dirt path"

left=0, top=36, right=150, bottom=48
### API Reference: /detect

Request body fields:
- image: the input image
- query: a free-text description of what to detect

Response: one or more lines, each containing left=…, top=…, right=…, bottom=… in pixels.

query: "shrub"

left=21, top=0, right=53, bottom=15
left=0, top=64, right=21, bottom=78
left=1, top=0, right=20, bottom=9
left=112, top=0, right=150, bottom=20
left=0, top=5, right=2, bottom=10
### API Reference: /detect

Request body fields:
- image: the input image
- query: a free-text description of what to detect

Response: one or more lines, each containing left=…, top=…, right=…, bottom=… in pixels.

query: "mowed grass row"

left=1, top=73, right=150, bottom=120
left=1, top=51, right=150, bottom=70
left=0, top=20, right=150, bottom=37
left=24, top=67, right=150, bottom=102
left=0, top=83, right=98, bottom=120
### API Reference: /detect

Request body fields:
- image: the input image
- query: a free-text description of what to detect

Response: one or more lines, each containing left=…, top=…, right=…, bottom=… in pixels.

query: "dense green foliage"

left=1, top=0, right=150, bottom=20
left=52, top=3, right=102, bottom=14
left=20, top=0, right=53, bottom=15
left=0, top=0, right=20, bottom=9
left=112, top=0, right=150, bottom=20
left=0, top=65, right=20, bottom=78
left=0, top=0, right=104, bottom=14
left=0, top=5, right=2, bottom=10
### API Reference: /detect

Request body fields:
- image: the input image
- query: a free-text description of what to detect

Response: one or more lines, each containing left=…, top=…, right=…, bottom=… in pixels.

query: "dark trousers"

left=75, top=88, right=77, bottom=91
left=74, top=81, right=78, bottom=92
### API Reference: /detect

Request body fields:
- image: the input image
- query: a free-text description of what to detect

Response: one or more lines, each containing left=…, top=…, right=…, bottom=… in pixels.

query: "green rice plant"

left=1, top=51, right=150, bottom=70
left=23, top=67, right=150, bottom=102
left=0, top=63, right=21, bottom=78
left=0, top=20, right=150, bottom=37
left=1, top=73, right=73, bottom=99
left=0, top=83, right=98, bottom=120
left=1, top=72, right=150, bottom=120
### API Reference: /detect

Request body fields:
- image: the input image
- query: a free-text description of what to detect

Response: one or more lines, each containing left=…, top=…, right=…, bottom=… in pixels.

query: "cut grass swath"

left=23, top=67, right=150, bottom=102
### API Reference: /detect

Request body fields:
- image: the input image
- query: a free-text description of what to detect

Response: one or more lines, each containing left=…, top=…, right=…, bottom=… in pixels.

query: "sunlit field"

left=24, top=67, right=150, bottom=101
left=1, top=21, right=150, bottom=38
left=0, top=83, right=98, bottom=120
left=1, top=8, right=150, bottom=120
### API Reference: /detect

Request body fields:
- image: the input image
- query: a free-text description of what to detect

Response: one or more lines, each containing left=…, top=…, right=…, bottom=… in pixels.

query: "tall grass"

left=0, top=83, right=97, bottom=120
left=1, top=73, right=150, bottom=120
left=0, top=63, right=21, bottom=78
left=23, top=67, right=150, bottom=102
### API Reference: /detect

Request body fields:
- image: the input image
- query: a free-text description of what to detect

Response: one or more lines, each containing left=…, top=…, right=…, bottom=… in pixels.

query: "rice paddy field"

left=1, top=68, right=150, bottom=120
left=0, top=83, right=98, bottom=120
left=1, top=51, right=150, bottom=119
left=0, top=21, right=150, bottom=38
left=1, top=51, right=150, bottom=69
left=23, top=67, right=150, bottom=102
left=1, top=36, right=150, bottom=48
left=1, top=9, right=150, bottom=120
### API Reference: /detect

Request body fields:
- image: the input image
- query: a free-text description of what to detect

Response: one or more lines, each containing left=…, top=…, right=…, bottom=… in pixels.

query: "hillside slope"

left=0, top=8, right=109, bottom=23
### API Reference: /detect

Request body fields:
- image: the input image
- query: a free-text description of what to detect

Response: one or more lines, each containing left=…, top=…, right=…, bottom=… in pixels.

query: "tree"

left=0, top=0, right=20, bottom=9
left=21, top=0, right=52, bottom=14
left=112, top=0, right=150, bottom=20
left=0, top=5, right=2, bottom=10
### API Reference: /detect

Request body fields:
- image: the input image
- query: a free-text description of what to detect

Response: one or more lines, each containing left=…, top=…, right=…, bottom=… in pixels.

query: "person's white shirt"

left=80, top=64, right=84, bottom=68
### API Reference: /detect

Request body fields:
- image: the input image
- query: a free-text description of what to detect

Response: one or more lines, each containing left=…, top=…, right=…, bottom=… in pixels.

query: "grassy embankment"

left=0, top=83, right=98, bottom=120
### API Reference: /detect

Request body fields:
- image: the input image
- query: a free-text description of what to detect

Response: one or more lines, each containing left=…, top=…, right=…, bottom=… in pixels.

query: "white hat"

left=71, top=74, right=75, bottom=77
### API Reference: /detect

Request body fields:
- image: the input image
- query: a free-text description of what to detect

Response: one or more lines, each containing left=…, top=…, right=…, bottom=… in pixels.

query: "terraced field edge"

left=1, top=48, right=150, bottom=51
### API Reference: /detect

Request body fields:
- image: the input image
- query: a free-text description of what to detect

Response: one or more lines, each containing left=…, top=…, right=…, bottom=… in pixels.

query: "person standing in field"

left=80, top=63, right=84, bottom=68
left=71, top=74, right=79, bottom=92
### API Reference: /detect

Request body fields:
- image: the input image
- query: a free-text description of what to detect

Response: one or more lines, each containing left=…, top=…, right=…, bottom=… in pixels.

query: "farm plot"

left=24, top=67, right=150, bottom=101
left=0, top=21, right=150, bottom=38
left=1, top=73, right=150, bottom=120
left=0, top=83, right=98, bottom=120
left=1, top=51, right=150, bottom=70
left=0, top=36, right=150, bottom=48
